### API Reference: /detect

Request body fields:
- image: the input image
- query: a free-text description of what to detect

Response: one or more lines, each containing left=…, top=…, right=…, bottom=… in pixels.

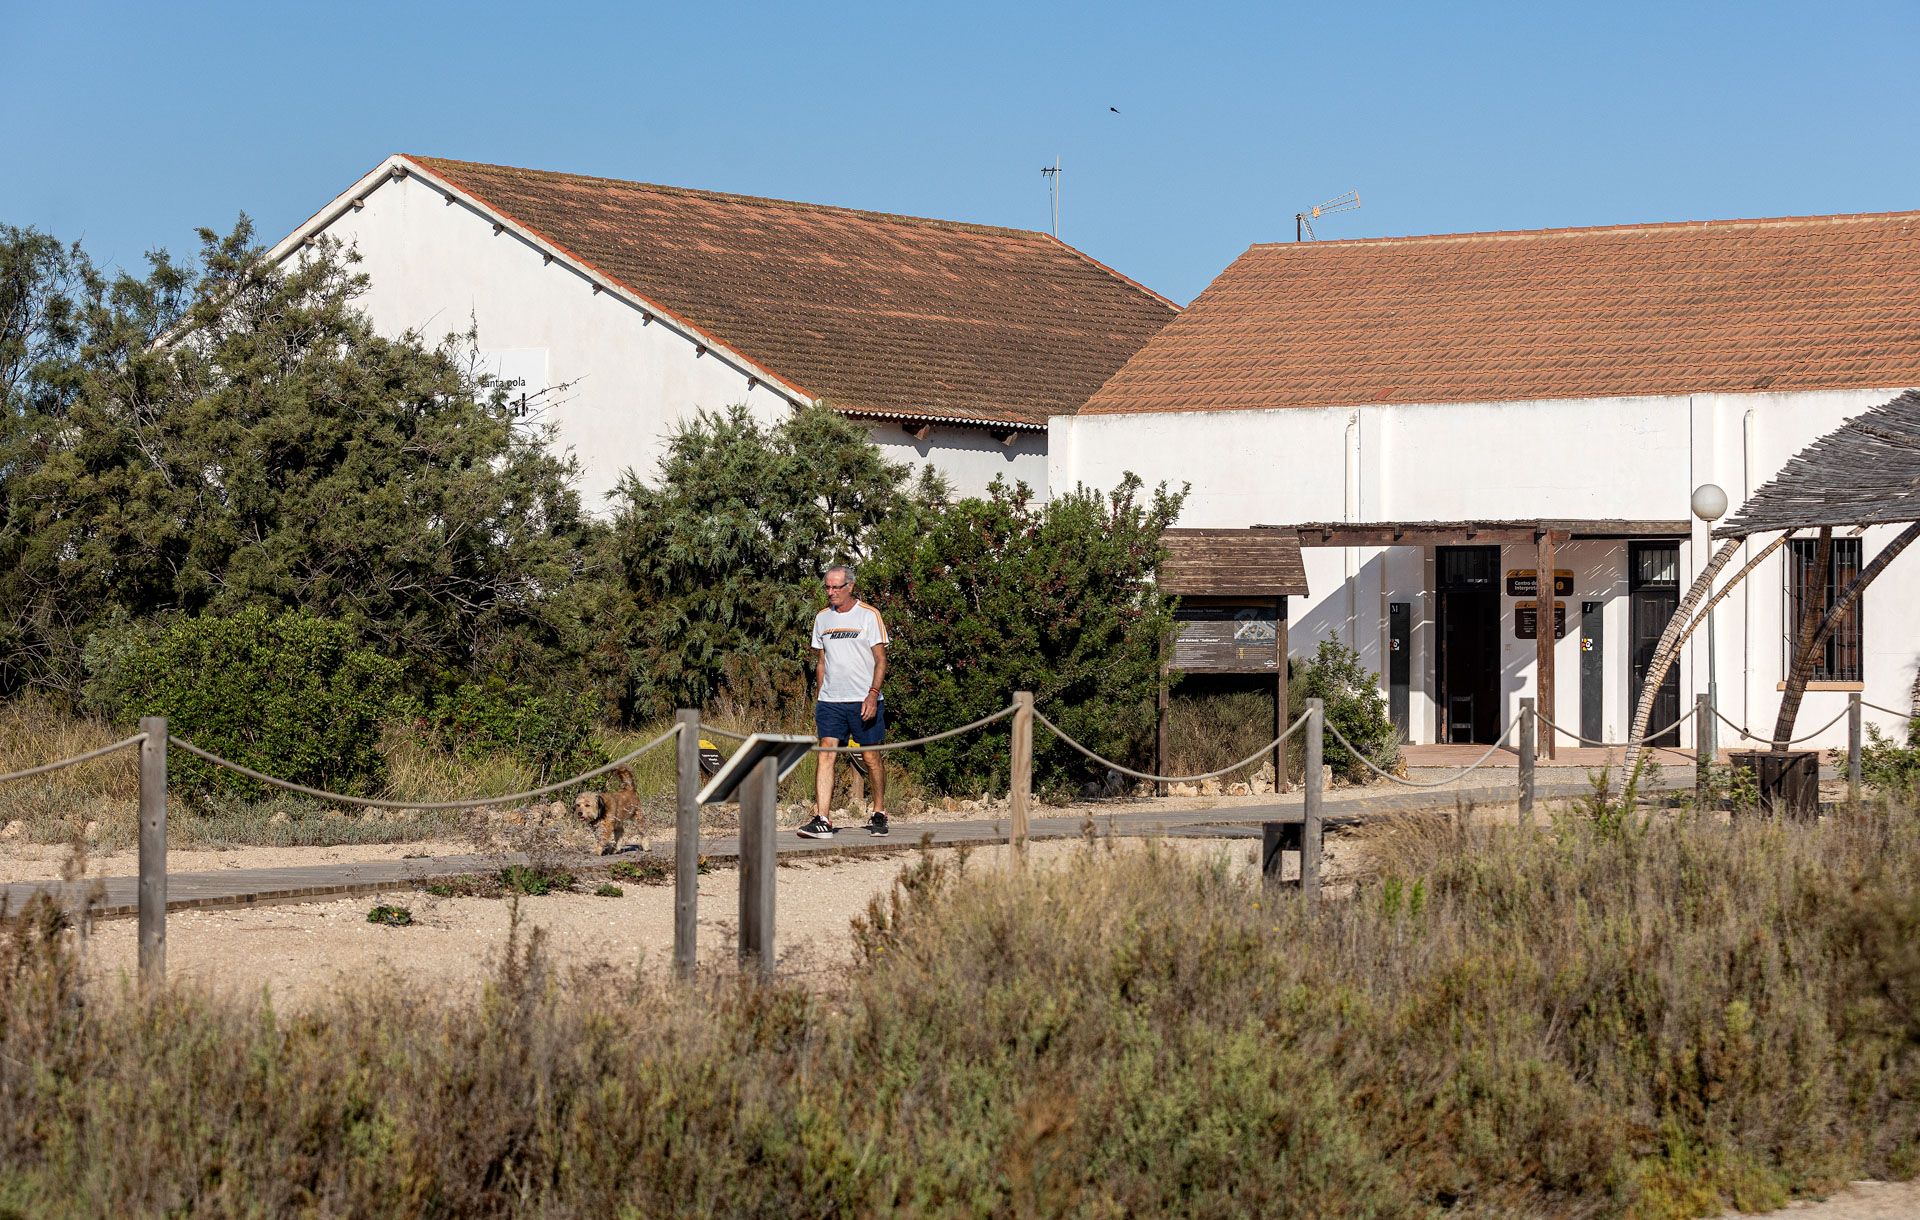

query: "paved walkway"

left=0, top=770, right=1649, bottom=920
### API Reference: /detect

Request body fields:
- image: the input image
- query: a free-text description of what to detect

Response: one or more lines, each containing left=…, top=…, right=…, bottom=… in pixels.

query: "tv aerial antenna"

left=1295, top=190, right=1361, bottom=241
left=1041, top=157, right=1061, bottom=238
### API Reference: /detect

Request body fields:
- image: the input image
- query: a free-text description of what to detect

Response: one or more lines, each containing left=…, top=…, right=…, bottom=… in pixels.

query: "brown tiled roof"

left=1082, top=211, right=1920, bottom=416
left=405, top=156, right=1177, bottom=428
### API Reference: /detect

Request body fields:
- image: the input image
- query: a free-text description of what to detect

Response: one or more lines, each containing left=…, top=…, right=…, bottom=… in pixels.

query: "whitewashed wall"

left=1052, top=387, right=1920, bottom=747
left=288, top=169, right=1044, bottom=509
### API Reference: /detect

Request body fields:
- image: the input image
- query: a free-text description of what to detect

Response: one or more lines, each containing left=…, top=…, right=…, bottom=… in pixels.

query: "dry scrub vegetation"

left=6, top=805, right=1920, bottom=1217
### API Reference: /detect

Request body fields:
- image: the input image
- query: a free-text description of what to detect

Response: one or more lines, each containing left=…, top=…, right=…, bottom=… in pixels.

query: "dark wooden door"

left=1435, top=547, right=1501, bottom=744
left=1629, top=543, right=1681, bottom=747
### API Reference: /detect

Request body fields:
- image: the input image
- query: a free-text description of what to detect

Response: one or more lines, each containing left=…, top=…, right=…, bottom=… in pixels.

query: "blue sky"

left=6, top=0, right=1919, bottom=304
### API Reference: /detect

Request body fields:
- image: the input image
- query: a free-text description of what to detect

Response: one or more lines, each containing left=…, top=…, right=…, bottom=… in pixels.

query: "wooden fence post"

left=1011, top=692, right=1033, bottom=863
left=737, top=755, right=778, bottom=979
left=138, top=716, right=167, bottom=990
left=674, top=709, right=700, bottom=980
left=1848, top=692, right=1863, bottom=810
left=1696, top=693, right=1714, bottom=809
left=1302, top=698, right=1324, bottom=904
left=1518, top=698, right=1535, bottom=822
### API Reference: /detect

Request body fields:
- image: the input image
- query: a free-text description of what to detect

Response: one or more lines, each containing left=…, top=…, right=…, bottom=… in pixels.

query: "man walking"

left=798, top=564, right=890, bottom=838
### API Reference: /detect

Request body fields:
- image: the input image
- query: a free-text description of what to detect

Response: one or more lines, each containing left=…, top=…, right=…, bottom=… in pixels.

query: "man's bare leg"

left=815, top=737, right=839, bottom=818
left=864, top=749, right=885, bottom=813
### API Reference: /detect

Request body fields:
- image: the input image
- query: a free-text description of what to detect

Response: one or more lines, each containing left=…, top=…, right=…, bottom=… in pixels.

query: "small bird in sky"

left=1109, top=106, right=1120, bottom=113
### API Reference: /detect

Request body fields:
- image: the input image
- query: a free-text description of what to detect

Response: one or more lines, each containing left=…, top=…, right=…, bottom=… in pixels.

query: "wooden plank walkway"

left=0, top=774, right=1644, bottom=920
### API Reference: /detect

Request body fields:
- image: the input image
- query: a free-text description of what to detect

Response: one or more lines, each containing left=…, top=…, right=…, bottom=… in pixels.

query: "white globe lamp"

left=1690, top=482, right=1729, bottom=773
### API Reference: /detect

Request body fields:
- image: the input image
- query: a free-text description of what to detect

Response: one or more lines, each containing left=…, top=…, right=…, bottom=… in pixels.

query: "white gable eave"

left=266, top=154, right=815, bottom=412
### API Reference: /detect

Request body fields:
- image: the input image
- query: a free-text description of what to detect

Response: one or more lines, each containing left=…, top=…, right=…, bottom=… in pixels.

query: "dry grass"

left=5, top=804, right=1920, bottom=1216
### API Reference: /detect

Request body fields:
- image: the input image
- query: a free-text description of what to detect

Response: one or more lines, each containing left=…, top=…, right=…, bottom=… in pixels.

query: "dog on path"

left=574, top=766, right=644, bottom=854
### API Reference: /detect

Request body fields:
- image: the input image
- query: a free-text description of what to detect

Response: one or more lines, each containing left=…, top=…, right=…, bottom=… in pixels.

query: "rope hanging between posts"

left=1862, top=699, right=1917, bottom=720
left=1533, top=708, right=1699, bottom=750
left=1711, top=705, right=1850, bottom=747
left=1030, top=707, right=1311, bottom=784
left=0, top=733, right=148, bottom=785
left=1323, top=718, right=1523, bottom=788
left=167, top=724, right=684, bottom=810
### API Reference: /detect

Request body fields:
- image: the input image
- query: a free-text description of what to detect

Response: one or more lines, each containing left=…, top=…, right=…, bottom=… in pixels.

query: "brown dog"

left=574, top=766, right=644, bottom=854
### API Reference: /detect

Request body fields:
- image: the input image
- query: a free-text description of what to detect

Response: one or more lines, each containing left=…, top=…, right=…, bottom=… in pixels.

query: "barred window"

left=1785, top=538, right=1863, bottom=682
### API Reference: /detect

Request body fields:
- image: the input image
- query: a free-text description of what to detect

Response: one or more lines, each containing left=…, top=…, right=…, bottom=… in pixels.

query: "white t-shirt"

left=812, top=601, right=889, bottom=703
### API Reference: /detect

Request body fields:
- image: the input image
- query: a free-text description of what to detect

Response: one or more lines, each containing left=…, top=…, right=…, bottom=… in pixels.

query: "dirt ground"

left=1719, top=1181, right=1920, bottom=1218
left=72, top=836, right=1284, bottom=1005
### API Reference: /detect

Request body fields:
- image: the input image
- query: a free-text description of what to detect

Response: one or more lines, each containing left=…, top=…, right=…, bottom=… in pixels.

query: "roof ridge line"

left=1247, top=207, right=1920, bottom=251
left=406, top=154, right=1056, bottom=241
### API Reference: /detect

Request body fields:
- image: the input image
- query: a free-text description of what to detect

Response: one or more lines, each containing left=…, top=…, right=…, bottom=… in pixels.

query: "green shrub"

left=82, top=607, right=404, bottom=797
left=499, top=864, right=573, bottom=896
left=592, top=883, right=624, bottom=898
left=863, top=474, right=1183, bottom=797
left=365, top=904, right=413, bottom=927
left=1294, top=638, right=1400, bottom=783
left=608, top=858, right=671, bottom=885
left=1860, top=717, right=1920, bottom=796
left=422, top=679, right=603, bottom=782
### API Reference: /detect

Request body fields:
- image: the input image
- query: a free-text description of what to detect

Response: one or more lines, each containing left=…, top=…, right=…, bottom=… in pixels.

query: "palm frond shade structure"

left=1626, top=391, right=1920, bottom=772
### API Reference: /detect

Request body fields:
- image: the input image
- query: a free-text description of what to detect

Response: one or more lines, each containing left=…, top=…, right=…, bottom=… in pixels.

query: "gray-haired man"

left=797, top=564, right=890, bottom=838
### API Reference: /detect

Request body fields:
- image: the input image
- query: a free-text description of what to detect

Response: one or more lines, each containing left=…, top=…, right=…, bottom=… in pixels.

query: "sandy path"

left=75, top=837, right=1269, bottom=1005
left=1720, top=1181, right=1920, bottom=1218
left=0, top=839, right=480, bottom=886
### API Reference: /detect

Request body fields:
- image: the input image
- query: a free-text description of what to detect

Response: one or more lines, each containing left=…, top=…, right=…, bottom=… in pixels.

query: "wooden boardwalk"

left=0, top=774, right=1651, bottom=920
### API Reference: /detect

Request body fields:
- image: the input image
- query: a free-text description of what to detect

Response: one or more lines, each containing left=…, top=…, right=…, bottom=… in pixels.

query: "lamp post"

left=1691, top=483, right=1729, bottom=769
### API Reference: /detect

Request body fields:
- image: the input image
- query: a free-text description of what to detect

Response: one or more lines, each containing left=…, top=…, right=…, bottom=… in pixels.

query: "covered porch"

left=1262, top=518, right=1694, bottom=757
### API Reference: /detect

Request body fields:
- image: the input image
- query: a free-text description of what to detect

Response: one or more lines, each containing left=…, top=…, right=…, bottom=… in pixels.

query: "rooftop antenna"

left=1295, top=189, right=1361, bottom=241
left=1041, top=157, right=1061, bottom=238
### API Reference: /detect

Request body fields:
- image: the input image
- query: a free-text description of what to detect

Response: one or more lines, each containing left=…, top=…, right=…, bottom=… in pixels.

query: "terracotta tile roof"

left=404, top=156, right=1177, bottom=428
left=1081, top=210, right=1920, bottom=416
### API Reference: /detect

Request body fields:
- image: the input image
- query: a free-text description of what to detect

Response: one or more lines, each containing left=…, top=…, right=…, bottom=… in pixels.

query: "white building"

left=270, top=154, right=1177, bottom=508
left=1054, top=210, right=1920, bottom=750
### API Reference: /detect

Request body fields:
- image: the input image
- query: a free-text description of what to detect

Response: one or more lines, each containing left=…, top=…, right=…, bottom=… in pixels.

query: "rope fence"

left=1326, top=718, right=1522, bottom=788
left=23, top=683, right=1913, bottom=990
left=1862, top=699, right=1916, bottom=720
left=169, top=725, right=684, bottom=811
left=0, top=732, right=148, bottom=785
left=1032, top=707, right=1310, bottom=785
left=1711, top=705, right=1851, bottom=748
left=1535, top=709, right=1698, bottom=750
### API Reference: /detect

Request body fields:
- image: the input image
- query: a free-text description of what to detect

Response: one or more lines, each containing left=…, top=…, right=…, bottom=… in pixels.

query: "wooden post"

left=673, top=709, right=700, bottom=980
left=737, top=755, right=778, bottom=979
left=1154, top=662, right=1170, bottom=798
left=1010, top=691, right=1034, bottom=862
left=1275, top=598, right=1291, bottom=794
left=1261, top=821, right=1301, bottom=889
left=138, top=716, right=167, bottom=989
left=1535, top=530, right=1557, bottom=760
left=1518, top=698, right=1535, bottom=821
left=1848, top=691, right=1863, bottom=809
left=1302, top=698, right=1324, bottom=904
left=1695, top=693, right=1713, bottom=809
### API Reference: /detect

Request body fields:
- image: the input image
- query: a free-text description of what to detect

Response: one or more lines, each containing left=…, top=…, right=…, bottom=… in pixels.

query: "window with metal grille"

left=1785, top=538, right=1863, bottom=682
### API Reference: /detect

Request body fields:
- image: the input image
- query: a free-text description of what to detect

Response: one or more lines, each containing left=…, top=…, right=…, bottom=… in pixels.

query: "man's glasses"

left=824, top=582, right=849, bottom=590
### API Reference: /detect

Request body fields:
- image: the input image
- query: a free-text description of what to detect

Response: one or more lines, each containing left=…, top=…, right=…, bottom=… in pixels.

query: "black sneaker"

left=864, top=811, right=890, bottom=836
left=796, top=815, right=837, bottom=839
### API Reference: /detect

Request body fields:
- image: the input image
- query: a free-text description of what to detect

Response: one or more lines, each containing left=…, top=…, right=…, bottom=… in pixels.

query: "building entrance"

left=1630, top=542, right=1682, bottom=748
left=1435, top=546, right=1502, bottom=744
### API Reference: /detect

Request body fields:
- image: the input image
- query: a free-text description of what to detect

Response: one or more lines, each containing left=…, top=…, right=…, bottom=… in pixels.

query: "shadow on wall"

left=1289, top=551, right=1388, bottom=680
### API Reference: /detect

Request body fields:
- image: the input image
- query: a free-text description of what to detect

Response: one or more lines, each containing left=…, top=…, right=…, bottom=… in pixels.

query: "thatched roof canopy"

left=1717, top=389, right=1920, bottom=538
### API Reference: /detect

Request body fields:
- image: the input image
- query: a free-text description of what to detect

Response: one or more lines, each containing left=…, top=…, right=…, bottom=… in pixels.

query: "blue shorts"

left=816, top=699, right=885, bottom=746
